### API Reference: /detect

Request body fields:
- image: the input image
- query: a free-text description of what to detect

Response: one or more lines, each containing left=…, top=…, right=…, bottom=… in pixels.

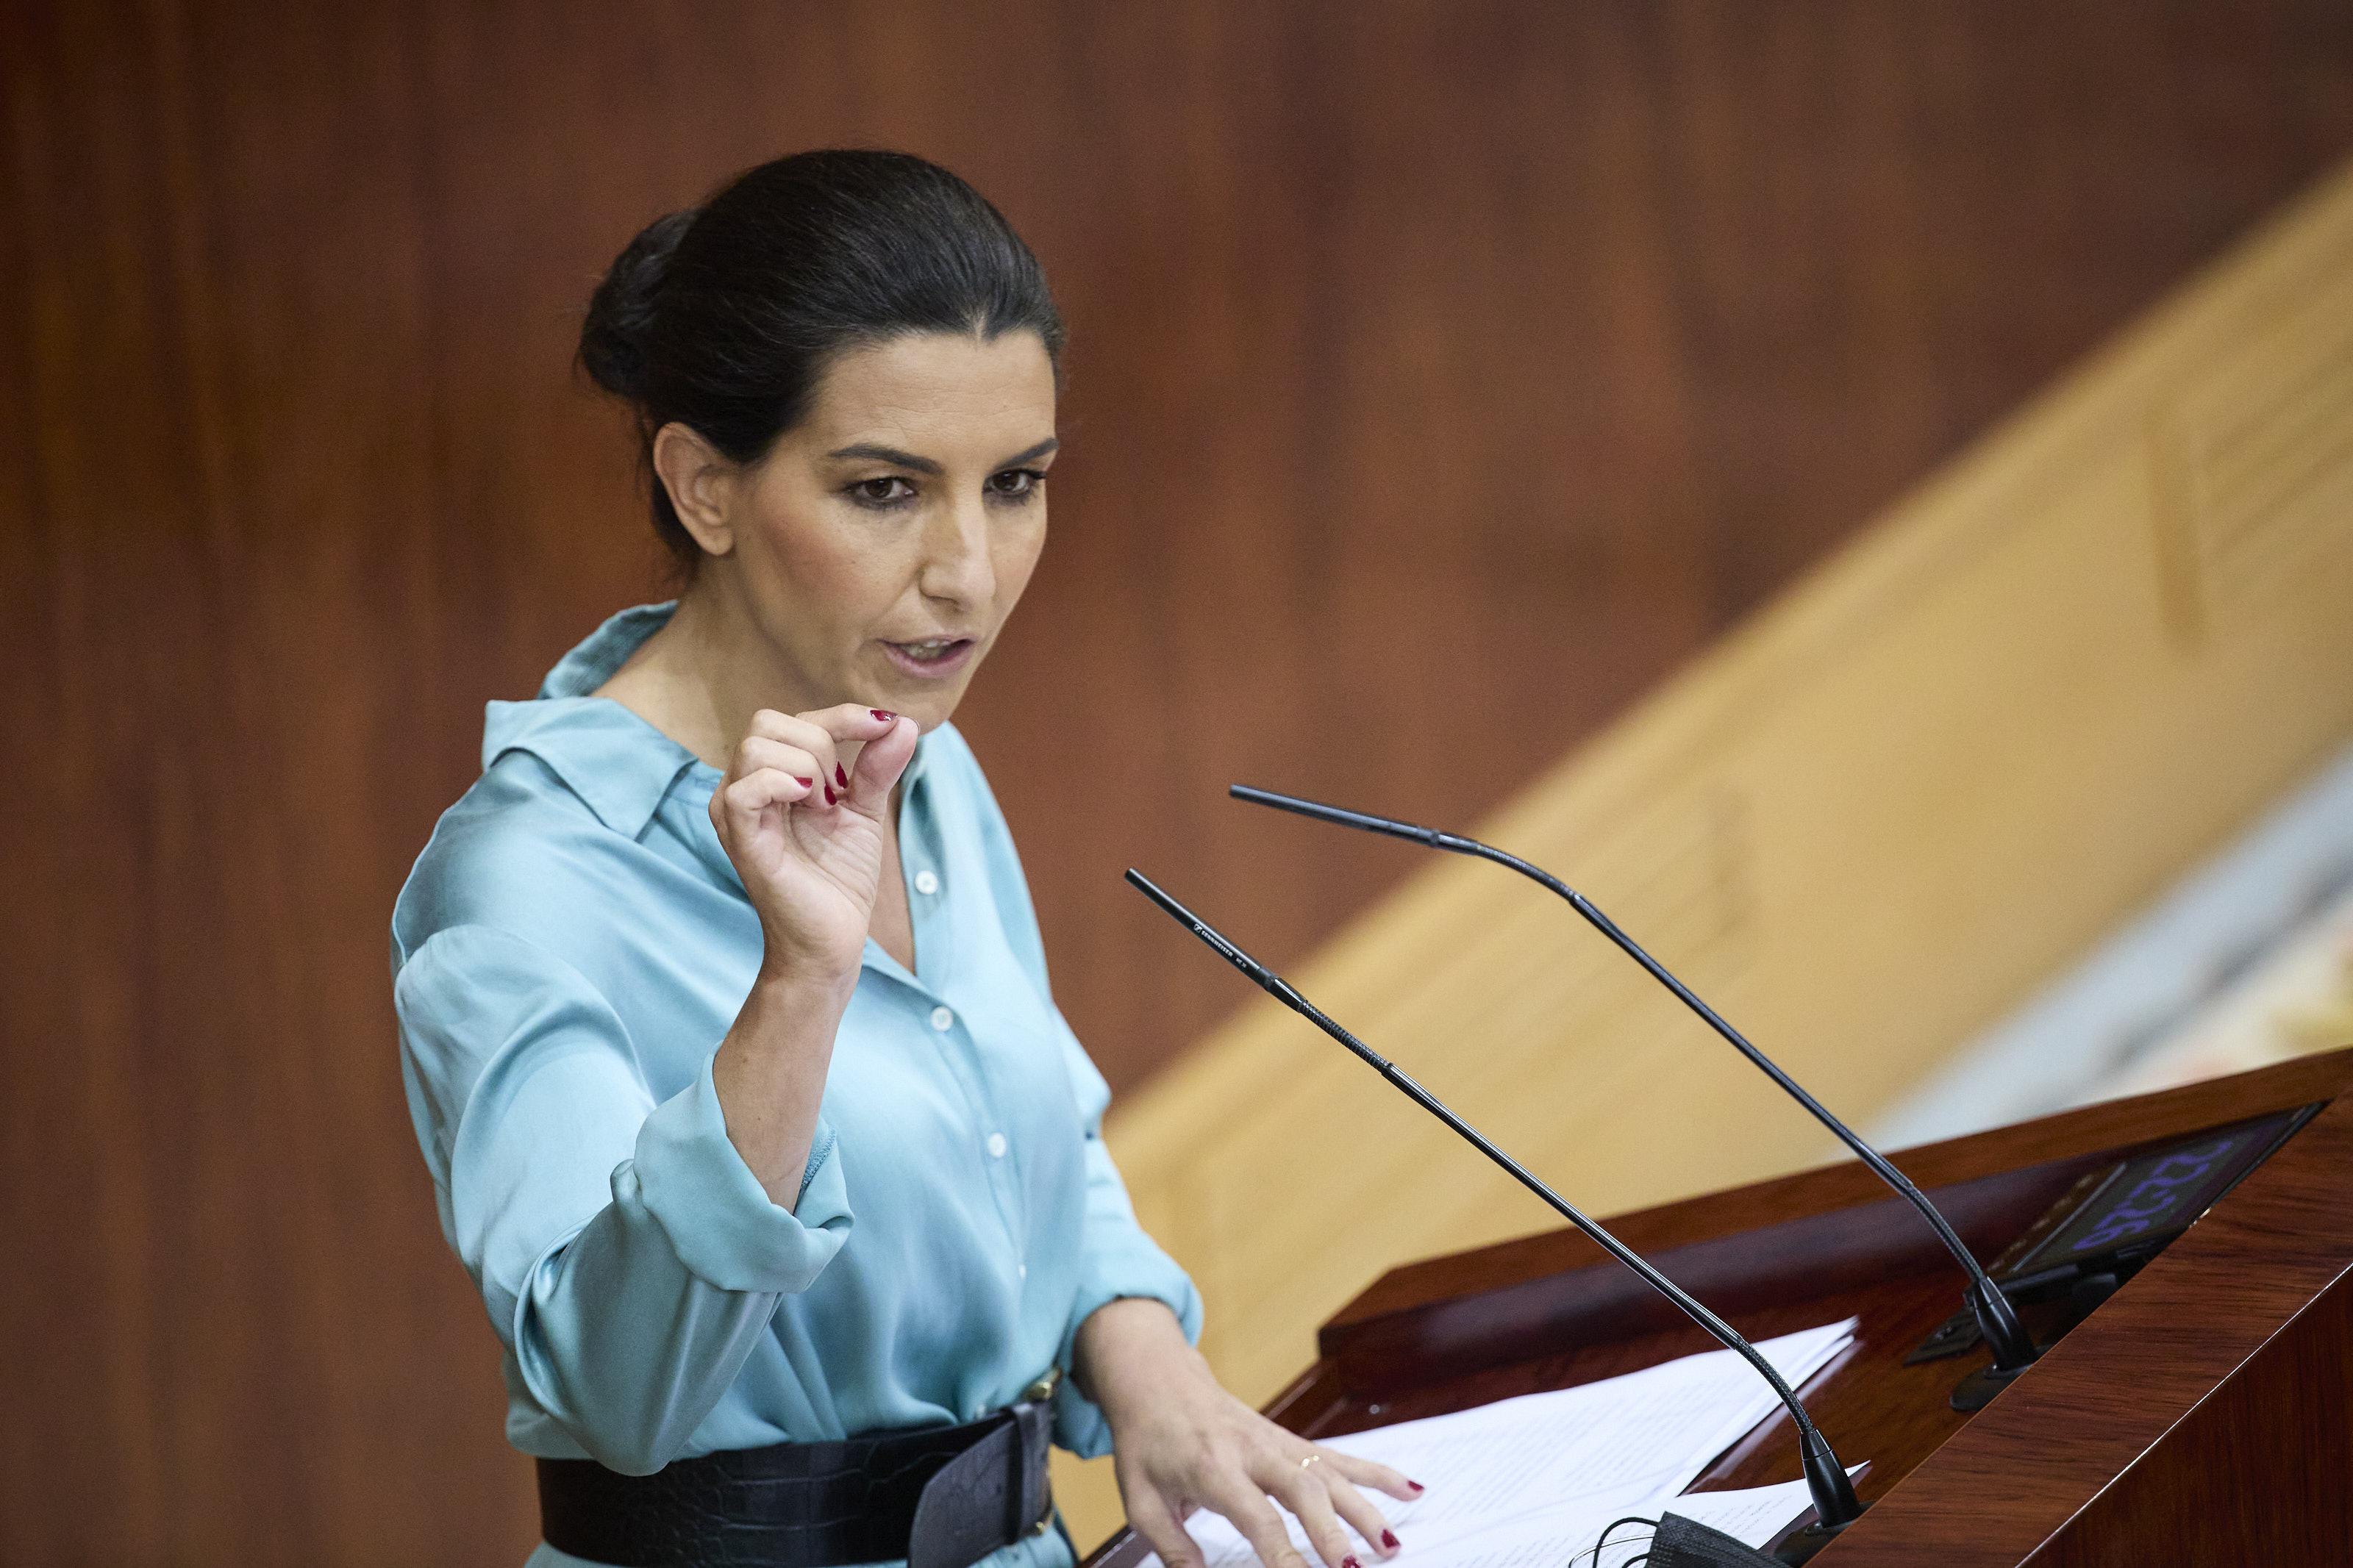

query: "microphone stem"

left=1276, top=980, right=1863, bottom=1533
left=1124, top=866, right=1865, bottom=1534
left=1456, top=840, right=1996, bottom=1297
left=1293, top=985, right=1824, bottom=1431
left=1224, top=784, right=2035, bottom=1372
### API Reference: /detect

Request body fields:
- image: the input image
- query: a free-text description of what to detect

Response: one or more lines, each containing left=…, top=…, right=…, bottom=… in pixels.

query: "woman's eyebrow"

left=825, top=437, right=1060, bottom=473
left=824, top=442, right=941, bottom=472
left=826, top=442, right=944, bottom=475
left=998, top=437, right=1060, bottom=468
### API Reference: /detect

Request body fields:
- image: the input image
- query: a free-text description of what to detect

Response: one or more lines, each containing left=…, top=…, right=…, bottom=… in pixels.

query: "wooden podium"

left=1088, top=1049, right=2353, bottom=1566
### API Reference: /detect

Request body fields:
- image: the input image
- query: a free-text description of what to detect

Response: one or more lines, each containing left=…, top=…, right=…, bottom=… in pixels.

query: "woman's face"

left=685, top=329, right=1057, bottom=731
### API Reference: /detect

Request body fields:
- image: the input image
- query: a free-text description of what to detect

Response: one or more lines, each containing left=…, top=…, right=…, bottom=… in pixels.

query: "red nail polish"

left=1381, top=1531, right=1399, bottom=1550
left=1343, top=1558, right=1361, bottom=1568
left=871, top=708, right=896, bottom=722
left=793, top=776, right=813, bottom=787
left=1408, top=1481, right=1425, bottom=1494
left=822, top=784, right=836, bottom=804
left=834, top=763, right=848, bottom=788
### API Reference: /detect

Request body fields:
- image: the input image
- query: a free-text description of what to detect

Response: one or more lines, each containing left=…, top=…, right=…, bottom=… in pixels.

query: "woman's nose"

left=917, top=498, right=996, bottom=610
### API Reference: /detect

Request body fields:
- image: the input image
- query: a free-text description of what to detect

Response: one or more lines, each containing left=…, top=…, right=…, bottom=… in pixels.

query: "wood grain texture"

left=1821, top=1054, right=2353, bottom=1563
left=7, top=3, right=2353, bottom=1561
left=1086, top=1050, right=2353, bottom=1567
left=2026, top=1279, right=2353, bottom=1564
left=1102, top=141, right=2353, bottom=1458
left=1322, top=1045, right=2353, bottom=1369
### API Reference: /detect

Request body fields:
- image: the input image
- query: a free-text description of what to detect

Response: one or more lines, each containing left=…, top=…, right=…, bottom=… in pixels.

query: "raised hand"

left=707, top=704, right=917, bottom=984
left=705, top=704, right=918, bottom=1204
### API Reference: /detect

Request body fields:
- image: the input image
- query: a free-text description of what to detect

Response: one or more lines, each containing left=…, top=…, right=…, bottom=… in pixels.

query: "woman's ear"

left=651, top=422, right=740, bottom=557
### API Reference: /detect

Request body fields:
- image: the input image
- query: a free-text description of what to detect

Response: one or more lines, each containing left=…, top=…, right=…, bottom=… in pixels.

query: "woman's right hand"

left=708, top=704, right=918, bottom=984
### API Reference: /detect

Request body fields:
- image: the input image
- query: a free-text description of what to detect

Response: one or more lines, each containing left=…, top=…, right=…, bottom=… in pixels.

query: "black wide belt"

left=537, top=1378, right=1059, bottom=1568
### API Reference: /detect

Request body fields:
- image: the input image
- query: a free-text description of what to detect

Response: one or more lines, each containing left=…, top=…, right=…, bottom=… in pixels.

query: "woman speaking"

left=390, top=151, right=1415, bottom=1568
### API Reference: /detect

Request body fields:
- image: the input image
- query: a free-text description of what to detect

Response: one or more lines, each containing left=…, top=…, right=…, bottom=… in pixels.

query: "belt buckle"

left=1017, top=1369, right=1060, bottom=1538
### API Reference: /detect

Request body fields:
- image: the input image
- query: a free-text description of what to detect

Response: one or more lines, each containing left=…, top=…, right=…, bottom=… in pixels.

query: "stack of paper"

left=1141, top=1320, right=1860, bottom=1568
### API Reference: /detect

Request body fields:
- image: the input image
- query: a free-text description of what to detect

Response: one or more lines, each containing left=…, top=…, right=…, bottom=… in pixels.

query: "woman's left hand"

left=1076, top=1298, right=1421, bottom=1568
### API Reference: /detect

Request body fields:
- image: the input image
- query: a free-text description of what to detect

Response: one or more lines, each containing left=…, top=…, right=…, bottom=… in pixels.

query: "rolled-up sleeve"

left=634, top=1054, right=850, bottom=1293
left=394, top=923, right=851, bottom=1472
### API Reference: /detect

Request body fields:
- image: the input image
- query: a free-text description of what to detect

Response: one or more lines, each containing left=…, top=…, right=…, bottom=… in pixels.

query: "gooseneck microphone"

left=1226, top=784, right=2040, bottom=1406
left=1125, top=868, right=1865, bottom=1547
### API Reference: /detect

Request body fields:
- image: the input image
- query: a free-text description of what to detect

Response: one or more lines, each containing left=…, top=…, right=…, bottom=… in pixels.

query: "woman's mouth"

left=880, top=636, right=979, bottom=680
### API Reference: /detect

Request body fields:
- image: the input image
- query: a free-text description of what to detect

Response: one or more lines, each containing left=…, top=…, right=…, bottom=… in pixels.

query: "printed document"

left=1138, top=1319, right=1860, bottom=1568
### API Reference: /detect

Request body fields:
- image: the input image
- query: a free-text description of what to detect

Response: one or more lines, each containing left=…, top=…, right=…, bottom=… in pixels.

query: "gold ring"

left=1300, top=1453, right=1322, bottom=1469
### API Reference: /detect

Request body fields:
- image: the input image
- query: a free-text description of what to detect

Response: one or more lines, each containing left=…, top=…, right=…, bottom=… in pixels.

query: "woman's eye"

left=849, top=476, right=916, bottom=507
left=986, top=468, right=1046, bottom=501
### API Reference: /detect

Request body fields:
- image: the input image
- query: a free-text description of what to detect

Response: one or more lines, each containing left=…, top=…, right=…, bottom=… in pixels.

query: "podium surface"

left=1088, top=1049, right=2353, bottom=1566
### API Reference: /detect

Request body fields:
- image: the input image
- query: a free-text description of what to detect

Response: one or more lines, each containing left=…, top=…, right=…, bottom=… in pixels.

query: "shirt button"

left=986, top=1132, right=1008, bottom=1159
left=1018, top=1263, right=1029, bottom=1280
left=913, top=870, right=940, bottom=896
left=929, top=1005, right=954, bottom=1032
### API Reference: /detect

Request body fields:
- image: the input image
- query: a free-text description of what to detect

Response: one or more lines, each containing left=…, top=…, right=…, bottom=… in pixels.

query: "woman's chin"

left=879, top=700, right=954, bottom=734
left=852, top=680, right=963, bottom=734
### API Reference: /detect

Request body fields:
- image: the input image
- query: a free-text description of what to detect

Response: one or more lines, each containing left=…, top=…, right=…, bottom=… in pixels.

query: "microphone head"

left=1122, top=867, right=1188, bottom=920
left=1124, top=869, right=1277, bottom=988
left=1229, top=784, right=1443, bottom=845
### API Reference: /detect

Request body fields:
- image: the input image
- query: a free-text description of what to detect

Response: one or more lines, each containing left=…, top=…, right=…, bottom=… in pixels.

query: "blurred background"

left=7, top=1, right=2353, bottom=1561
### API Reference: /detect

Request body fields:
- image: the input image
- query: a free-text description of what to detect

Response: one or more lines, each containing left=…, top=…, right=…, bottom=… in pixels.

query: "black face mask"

left=1582, top=1509, right=1788, bottom=1568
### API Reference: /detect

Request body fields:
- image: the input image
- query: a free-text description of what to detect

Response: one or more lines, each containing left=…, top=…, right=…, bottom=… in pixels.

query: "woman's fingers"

left=1120, top=1483, right=1202, bottom=1568
left=1318, top=1467, right=1400, bottom=1560
left=745, top=710, right=842, bottom=797
left=1323, top=1449, right=1422, bottom=1505
left=720, top=742, right=822, bottom=846
left=735, top=738, right=821, bottom=792
left=843, top=712, right=916, bottom=812
left=1204, top=1483, right=1312, bottom=1568
left=746, top=705, right=908, bottom=808
left=717, top=766, right=816, bottom=833
left=1265, top=1459, right=1363, bottom=1568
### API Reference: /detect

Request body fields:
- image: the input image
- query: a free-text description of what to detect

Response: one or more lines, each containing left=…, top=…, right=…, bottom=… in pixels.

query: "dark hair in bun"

left=579, top=149, right=1065, bottom=570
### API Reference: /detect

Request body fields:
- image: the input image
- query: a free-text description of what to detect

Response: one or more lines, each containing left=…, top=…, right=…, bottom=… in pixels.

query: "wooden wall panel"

left=4, top=2, right=2351, bottom=1561
left=1100, top=150, right=2353, bottom=1455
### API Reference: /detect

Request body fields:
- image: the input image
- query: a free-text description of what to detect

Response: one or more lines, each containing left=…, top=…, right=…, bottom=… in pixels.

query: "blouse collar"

left=482, top=601, right=933, bottom=839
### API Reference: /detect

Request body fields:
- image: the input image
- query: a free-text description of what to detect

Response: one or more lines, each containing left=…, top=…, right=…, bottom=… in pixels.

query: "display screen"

left=2010, top=1107, right=2308, bottom=1275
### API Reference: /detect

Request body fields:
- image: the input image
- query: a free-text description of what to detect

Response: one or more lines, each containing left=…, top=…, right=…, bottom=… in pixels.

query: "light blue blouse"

left=391, top=603, right=1202, bottom=1568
